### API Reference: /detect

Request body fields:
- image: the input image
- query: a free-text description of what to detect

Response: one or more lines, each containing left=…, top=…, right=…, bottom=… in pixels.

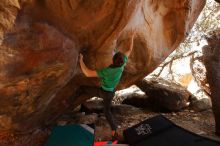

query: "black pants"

left=76, top=85, right=116, bottom=130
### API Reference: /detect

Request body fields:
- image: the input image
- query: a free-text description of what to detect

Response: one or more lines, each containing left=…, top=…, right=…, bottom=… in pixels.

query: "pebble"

left=171, top=113, right=177, bottom=116
left=197, top=131, right=207, bottom=135
left=192, top=117, right=199, bottom=121
left=189, top=110, right=195, bottom=113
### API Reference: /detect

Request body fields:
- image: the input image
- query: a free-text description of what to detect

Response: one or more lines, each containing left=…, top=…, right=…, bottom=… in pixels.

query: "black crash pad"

left=124, top=115, right=220, bottom=146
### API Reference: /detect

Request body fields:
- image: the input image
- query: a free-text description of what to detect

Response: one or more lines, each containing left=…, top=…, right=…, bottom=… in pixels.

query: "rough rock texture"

left=122, top=94, right=150, bottom=109
left=203, top=29, right=220, bottom=135
left=121, top=85, right=212, bottom=112
left=81, top=99, right=104, bottom=114
left=0, top=0, right=205, bottom=133
left=114, top=85, right=146, bottom=104
left=137, top=78, right=191, bottom=111
left=189, top=97, right=212, bottom=112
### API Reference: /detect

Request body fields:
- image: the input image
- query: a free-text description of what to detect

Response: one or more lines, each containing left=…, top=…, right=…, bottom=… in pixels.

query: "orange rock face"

left=0, top=0, right=205, bottom=132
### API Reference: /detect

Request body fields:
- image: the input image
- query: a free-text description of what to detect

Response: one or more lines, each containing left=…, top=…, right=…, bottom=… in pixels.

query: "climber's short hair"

left=112, top=52, right=125, bottom=67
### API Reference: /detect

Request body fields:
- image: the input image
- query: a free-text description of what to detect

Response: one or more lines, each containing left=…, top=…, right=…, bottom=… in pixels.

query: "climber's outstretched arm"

left=125, top=34, right=134, bottom=57
left=79, top=54, right=98, bottom=77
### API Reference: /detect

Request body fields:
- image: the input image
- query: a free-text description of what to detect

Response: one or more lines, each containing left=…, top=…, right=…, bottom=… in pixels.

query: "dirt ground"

left=95, top=108, right=220, bottom=142
left=0, top=107, right=219, bottom=146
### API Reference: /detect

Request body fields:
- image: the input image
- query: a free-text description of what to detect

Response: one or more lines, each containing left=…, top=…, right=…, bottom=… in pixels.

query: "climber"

left=76, top=30, right=136, bottom=140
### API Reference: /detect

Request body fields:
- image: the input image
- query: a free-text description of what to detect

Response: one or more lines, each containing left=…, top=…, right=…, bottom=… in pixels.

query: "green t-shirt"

left=96, top=54, right=128, bottom=92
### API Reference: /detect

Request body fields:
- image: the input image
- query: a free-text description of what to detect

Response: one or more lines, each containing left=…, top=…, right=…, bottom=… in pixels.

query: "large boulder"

left=0, top=0, right=205, bottom=133
left=137, top=78, right=191, bottom=111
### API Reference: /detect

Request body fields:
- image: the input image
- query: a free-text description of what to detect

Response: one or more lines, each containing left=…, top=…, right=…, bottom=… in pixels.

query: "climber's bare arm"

left=79, top=54, right=98, bottom=77
left=124, top=30, right=136, bottom=57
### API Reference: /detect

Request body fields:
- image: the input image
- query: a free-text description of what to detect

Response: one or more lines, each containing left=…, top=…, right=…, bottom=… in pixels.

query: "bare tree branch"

left=156, top=51, right=198, bottom=77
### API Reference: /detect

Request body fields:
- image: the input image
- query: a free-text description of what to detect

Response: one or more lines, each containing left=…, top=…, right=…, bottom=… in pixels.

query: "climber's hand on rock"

left=79, top=53, right=83, bottom=62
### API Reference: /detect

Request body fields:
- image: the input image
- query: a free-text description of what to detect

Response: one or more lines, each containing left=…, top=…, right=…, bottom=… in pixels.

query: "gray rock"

left=137, top=77, right=191, bottom=111
left=81, top=99, right=143, bottom=116
left=190, top=98, right=212, bottom=111
left=81, top=99, right=104, bottom=113
left=114, top=85, right=146, bottom=104
left=122, top=93, right=150, bottom=108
